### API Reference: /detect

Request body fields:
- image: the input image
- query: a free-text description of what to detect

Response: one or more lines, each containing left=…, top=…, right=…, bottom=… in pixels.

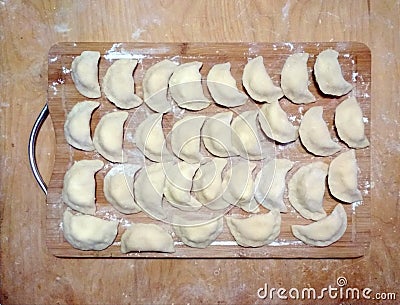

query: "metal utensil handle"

left=28, top=103, right=49, bottom=195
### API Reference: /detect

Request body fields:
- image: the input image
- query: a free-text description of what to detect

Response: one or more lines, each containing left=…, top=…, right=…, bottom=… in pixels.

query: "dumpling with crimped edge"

left=62, top=159, right=104, bottom=215
left=71, top=51, right=101, bottom=98
left=64, top=101, right=100, bottom=151
left=242, top=56, right=283, bottom=103
left=291, top=203, right=347, bottom=247
left=225, top=210, right=281, bottom=247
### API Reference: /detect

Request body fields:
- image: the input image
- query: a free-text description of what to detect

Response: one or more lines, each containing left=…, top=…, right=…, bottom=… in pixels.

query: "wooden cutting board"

left=46, top=42, right=371, bottom=258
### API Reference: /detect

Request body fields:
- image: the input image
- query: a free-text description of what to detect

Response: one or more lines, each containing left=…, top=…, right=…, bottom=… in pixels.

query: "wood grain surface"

left=0, top=1, right=399, bottom=304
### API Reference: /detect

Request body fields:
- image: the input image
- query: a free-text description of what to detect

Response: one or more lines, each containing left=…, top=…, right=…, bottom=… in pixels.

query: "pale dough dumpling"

left=62, top=159, right=104, bottom=215
left=121, top=223, right=175, bottom=253
left=71, top=51, right=101, bottom=98
left=169, top=61, right=211, bottom=110
left=291, top=203, right=347, bottom=247
left=102, top=59, right=142, bottom=109
left=202, top=112, right=238, bottom=157
left=226, top=210, right=281, bottom=247
left=328, top=150, right=362, bottom=203
left=134, top=113, right=173, bottom=162
left=335, top=96, right=369, bottom=149
left=314, top=49, right=353, bottom=96
left=281, top=53, right=315, bottom=104
left=299, top=106, right=341, bottom=156
left=93, top=111, right=128, bottom=163
left=170, top=115, right=206, bottom=163
left=143, top=59, right=178, bottom=113
left=254, top=158, right=293, bottom=212
left=63, top=209, right=118, bottom=251
left=206, top=62, right=247, bottom=107
left=258, top=101, right=298, bottom=143
left=288, top=162, right=328, bottom=221
left=64, top=101, right=100, bottom=151
left=103, top=164, right=142, bottom=214
left=242, top=56, right=283, bottom=103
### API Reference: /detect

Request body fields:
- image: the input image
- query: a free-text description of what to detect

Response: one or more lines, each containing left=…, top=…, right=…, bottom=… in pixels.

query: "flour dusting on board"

left=104, top=43, right=147, bottom=61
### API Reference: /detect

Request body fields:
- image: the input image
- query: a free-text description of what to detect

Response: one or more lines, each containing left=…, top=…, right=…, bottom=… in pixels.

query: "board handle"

left=28, top=103, right=49, bottom=195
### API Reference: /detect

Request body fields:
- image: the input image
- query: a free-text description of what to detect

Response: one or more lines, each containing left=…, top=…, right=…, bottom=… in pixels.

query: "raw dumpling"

left=163, top=161, right=202, bottom=211
left=134, top=163, right=167, bottom=220
left=103, top=164, right=142, bottom=214
left=64, top=101, right=100, bottom=151
left=62, top=209, right=118, bottom=251
left=134, top=113, right=173, bottom=162
left=71, top=51, right=101, bottom=98
left=281, top=53, right=315, bottom=104
left=103, top=59, right=143, bottom=109
left=62, top=159, right=104, bottom=215
left=242, top=56, right=283, bottom=103
left=169, top=61, right=211, bottom=110
left=231, top=110, right=265, bottom=160
left=226, top=210, right=281, bottom=247
left=121, top=223, right=175, bottom=253
left=206, top=62, right=247, bottom=107
left=328, top=150, right=362, bottom=203
left=291, top=204, right=347, bottom=247
left=93, top=111, right=128, bottom=163
left=299, top=106, right=341, bottom=156
left=222, top=161, right=259, bottom=213
left=202, top=112, right=238, bottom=157
left=288, top=162, right=328, bottom=221
left=335, top=96, right=369, bottom=149
left=314, top=49, right=353, bottom=96
left=254, top=158, right=293, bottom=212
left=192, top=158, right=230, bottom=210
left=173, top=217, right=223, bottom=248
left=170, top=115, right=206, bottom=163
left=258, top=101, right=298, bottom=143
left=143, top=59, right=178, bottom=113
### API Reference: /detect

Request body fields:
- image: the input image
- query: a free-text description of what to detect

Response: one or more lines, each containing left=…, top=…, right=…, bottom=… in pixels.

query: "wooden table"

left=1, top=1, right=398, bottom=304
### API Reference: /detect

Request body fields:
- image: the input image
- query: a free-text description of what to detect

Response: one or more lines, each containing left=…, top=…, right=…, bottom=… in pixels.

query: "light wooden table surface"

left=1, top=1, right=399, bottom=304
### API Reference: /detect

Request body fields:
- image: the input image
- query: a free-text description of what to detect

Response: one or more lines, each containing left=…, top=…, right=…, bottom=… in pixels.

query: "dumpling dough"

left=226, top=210, right=281, bottom=247
left=299, top=106, right=341, bottom=156
left=288, top=162, right=328, bottom=221
left=103, top=164, right=142, bottom=214
left=134, top=163, right=167, bottom=220
left=62, top=209, right=118, bottom=251
left=71, top=51, right=101, bottom=98
left=258, top=101, right=298, bottom=143
left=169, top=61, right=211, bottom=110
left=222, top=161, right=259, bottom=213
left=93, top=111, right=128, bottom=163
left=192, top=158, right=229, bottom=210
left=62, top=159, right=104, bottom=215
left=173, top=217, right=223, bottom=248
left=231, top=110, right=265, bottom=160
left=281, top=53, right=315, bottom=104
left=335, top=96, right=369, bottom=149
left=134, top=113, right=173, bottom=162
left=103, top=59, right=143, bottom=109
left=291, top=204, right=347, bottom=247
left=170, top=115, right=206, bottom=163
left=314, top=49, right=353, bottom=96
left=202, top=112, right=238, bottom=157
left=206, top=62, right=247, bottom=107
left=254, top=158, right=293, bottom=212
left=121, top=223, right=175, bottom=253
left=242, top=56, right=283, bottom=103
left=143, top=59, right=178, bottom=113
left=163, top=161, right=202, bottom=211
left=328, top=150, right=362, bottom=203
left=64, top=101, right=100, bottom=151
